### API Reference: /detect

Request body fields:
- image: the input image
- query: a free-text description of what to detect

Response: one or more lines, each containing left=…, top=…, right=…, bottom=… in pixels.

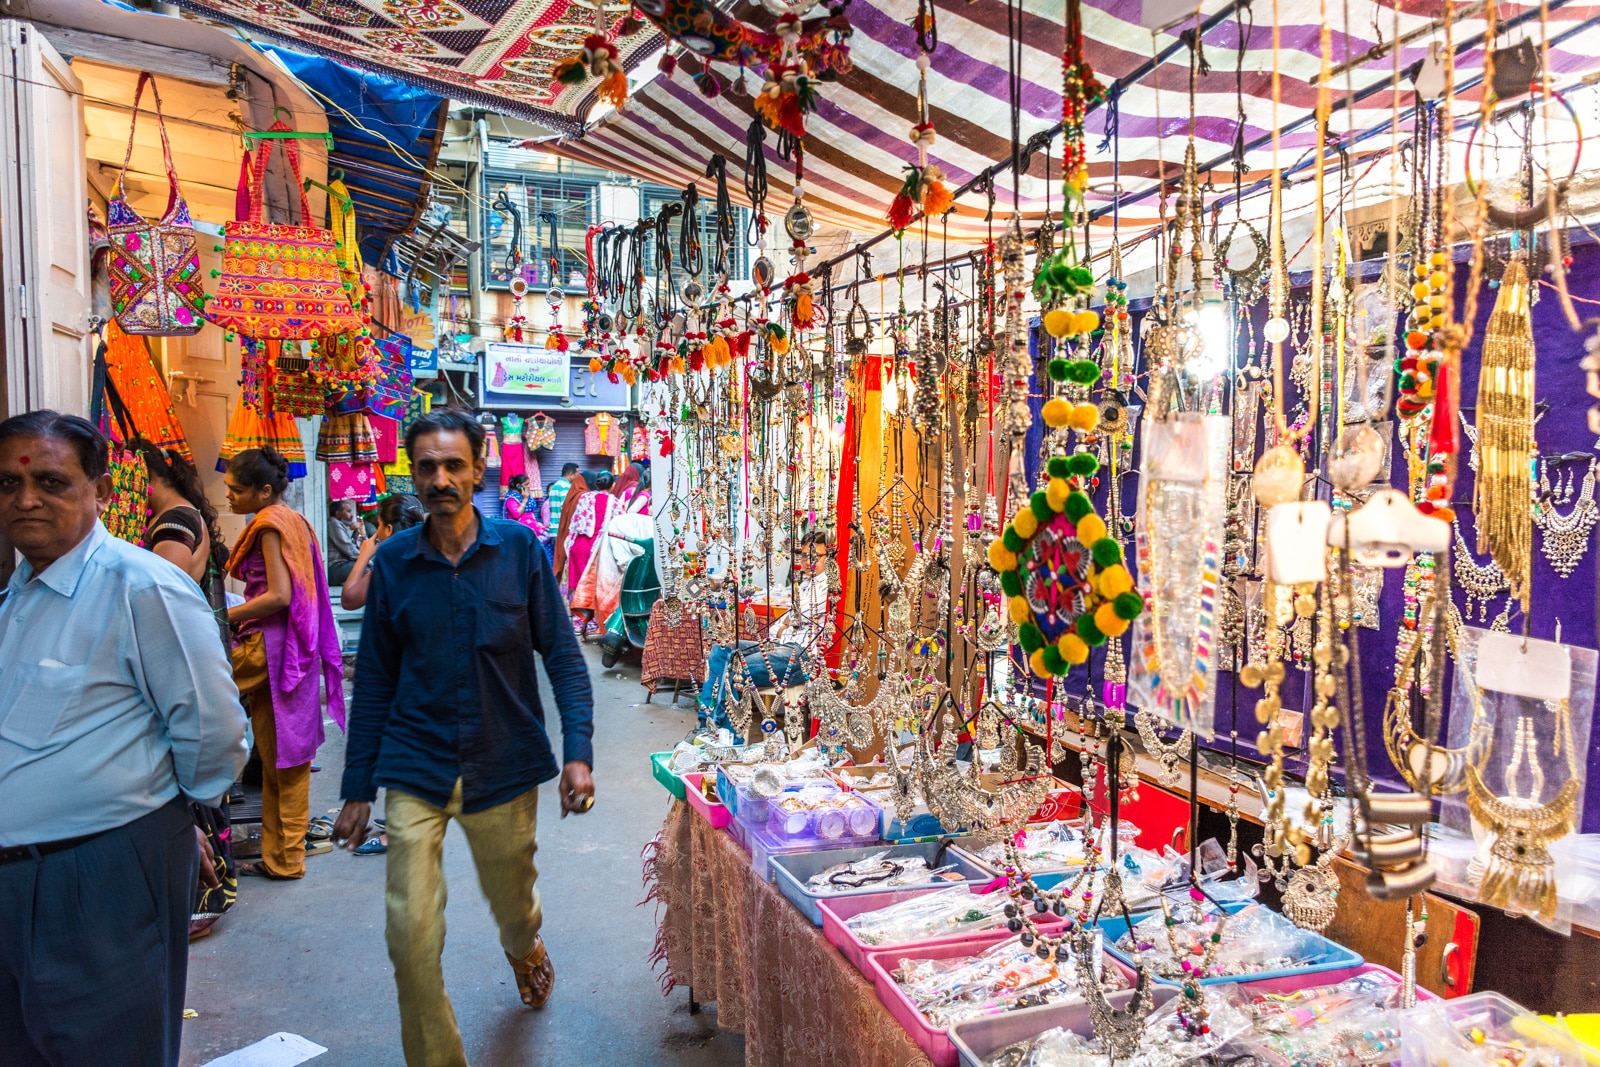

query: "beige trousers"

left=384, top=780, right=542, bottom=1067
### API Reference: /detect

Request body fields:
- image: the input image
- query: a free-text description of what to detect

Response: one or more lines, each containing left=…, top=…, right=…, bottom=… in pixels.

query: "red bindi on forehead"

left=18, top=456, right=27, bottom=465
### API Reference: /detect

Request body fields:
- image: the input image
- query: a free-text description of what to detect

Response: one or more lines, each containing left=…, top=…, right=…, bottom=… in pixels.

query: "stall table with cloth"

left=647, top=801, right=934, bottom=1067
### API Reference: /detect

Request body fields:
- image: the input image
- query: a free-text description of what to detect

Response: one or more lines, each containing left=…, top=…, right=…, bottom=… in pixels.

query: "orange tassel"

left=922, top=178, right=953, bottom=217
left=597, top=69, right=628, bottom=108
left=794, top=291, right=814, bottom=329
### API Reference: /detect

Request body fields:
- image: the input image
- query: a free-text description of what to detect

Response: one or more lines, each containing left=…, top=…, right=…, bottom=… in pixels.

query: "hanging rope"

left=744, top=119, right=769, bottom=244
left=706, top=153, right=735, bottom=277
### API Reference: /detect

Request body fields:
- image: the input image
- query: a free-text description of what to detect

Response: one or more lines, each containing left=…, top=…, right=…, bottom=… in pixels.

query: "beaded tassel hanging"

left=1472, top=255, right=1535, bottom=610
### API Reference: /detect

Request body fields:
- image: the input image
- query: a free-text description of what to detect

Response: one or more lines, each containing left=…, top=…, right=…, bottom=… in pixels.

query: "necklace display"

left=1534, top=458, right=1596, bottom=578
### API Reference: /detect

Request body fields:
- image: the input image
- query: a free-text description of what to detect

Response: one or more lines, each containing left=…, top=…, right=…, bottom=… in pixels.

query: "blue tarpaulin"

left=263, top=47, right=446, bottom=264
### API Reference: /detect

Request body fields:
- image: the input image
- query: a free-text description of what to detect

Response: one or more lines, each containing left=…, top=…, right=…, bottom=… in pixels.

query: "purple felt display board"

left=1023, top=241, right=1600, bottom=832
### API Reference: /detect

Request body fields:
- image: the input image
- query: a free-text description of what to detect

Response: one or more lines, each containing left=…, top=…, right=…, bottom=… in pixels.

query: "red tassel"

left=1427, top=359, right=1459, bottom=459
left=688, top=349, right=705, bottom=372
left=777, top=92, right=807, bottom=138
left=888, top=192, right=916, bottom=233
left=659, top=435, right=675, bottom=457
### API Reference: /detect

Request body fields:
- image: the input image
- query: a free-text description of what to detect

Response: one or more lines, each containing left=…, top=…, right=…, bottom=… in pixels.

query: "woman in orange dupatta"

left=223, top=448, right=346, bottom=879
left=550, top=470, right=589, bottom=585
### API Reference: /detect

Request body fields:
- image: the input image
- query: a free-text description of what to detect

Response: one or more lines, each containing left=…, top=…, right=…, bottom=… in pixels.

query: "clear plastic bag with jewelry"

left=1438, top=626, right=1596, bottom=933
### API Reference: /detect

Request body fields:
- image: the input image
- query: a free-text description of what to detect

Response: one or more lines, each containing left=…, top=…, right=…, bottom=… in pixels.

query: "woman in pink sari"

left=562, top=471, right=614, bottom=599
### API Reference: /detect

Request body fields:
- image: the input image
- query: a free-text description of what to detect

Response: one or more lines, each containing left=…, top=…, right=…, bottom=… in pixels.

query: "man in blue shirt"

left=333, top=409, right=595, bottom=1067
left=0, top=410, right=247, bottom=1067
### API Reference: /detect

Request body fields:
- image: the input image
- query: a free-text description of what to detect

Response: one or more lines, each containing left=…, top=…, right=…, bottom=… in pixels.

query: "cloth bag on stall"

left=208, top=122, right=362, bottom=341
left=88, top=339, right=151, bottom=544
left=105, top=72, right=207, bottom=336
left=331, top=333, right=412, bottom=420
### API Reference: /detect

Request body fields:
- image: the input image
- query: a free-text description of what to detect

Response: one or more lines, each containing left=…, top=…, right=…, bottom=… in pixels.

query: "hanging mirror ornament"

left=1252, top=444, right=1305, bottom=507
left=1329, top=424, right=1386, bottom=490
left=752, top=256, right=775, bottom=289
left=784, top=197, right=814, bottom=242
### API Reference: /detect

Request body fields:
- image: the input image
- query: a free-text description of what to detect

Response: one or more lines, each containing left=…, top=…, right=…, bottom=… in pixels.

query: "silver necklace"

left=1535, top=460, right=1596, bottom=578
left=1452, top=517, right=1509, bottom=622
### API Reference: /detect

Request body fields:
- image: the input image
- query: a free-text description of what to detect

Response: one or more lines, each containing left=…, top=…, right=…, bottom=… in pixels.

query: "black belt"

left=0, top=828, right=111, bottom=866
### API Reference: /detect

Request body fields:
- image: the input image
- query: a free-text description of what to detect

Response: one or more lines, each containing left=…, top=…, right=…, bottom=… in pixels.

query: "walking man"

left=333, top=409, right=595, bottom=1067
left=0, top=411, right=247, bottom=1066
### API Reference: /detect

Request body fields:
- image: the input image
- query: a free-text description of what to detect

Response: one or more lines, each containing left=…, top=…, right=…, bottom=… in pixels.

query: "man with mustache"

left=332, top=408, right=594, bottom=1067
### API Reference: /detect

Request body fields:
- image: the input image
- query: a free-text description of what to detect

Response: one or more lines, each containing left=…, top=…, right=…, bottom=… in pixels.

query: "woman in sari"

left=550, top=470, right=589, bottom=586
left=560, top=472, right=614, bottom=596
left=223, top=448, right=346, bottom=879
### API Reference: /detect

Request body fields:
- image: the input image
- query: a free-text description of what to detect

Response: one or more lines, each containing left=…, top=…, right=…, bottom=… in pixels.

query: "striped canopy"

left=548, top=0, right=1600, bottom=251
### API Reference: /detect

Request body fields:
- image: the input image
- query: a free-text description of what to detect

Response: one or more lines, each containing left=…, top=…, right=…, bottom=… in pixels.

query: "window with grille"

left=483, top=170, right=597, bottom=291
left=641, top=184, right=750, bottom=290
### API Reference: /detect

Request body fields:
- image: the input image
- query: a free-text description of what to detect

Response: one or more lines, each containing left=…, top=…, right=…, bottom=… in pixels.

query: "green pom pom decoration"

left=1047, top=456, right=1071, bottom=479
left=1067, top=453, right=1099, bottom=477
left=1069, top=360, right=1102, bottom=385
left=1018, top=623, right=1044, bottom=653
left=1031, top=491, right=1054, bottom=521
left=1002, top=527, right=1024, bottom=553
left=1091, top=537, right=1123, bottom=568
left=1048, top=358, right=1070, bottom=382
left=1041, top=646, right=1067, bottom=674
left=1113, top=591, right=1145, bottom=620
left=1076, top=613, right=1106, bottom=646
left=1063, top=492, right=1093, bottom=523
left=1000, top=569, right=1022, bottom=597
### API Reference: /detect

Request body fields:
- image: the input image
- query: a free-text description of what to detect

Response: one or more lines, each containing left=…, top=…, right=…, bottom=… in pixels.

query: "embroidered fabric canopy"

left=546, top=0, right=1600, bottom=247
left=172, top=0, right=661, bottom=135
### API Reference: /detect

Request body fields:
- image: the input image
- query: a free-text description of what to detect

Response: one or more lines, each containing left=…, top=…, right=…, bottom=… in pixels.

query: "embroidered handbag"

left=267, top=348, right=327, bottom=418
left=89, top=342, right=151, bottom=544
left=106, top=73, right=206, bottom=336
left=329, top=332, right=411, bottom=419
left=209, top=123, right=362, bottom=341
left=528, top=412, right=557, bottom=451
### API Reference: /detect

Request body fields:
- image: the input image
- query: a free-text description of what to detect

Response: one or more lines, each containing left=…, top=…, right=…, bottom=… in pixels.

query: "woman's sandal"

left=505, top=936, right=554, bottom=1009
left=237, top=860, right=297, bottom=880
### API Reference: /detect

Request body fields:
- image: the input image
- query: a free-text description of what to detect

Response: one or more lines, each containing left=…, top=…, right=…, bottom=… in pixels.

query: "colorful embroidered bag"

left=106, top=73, right=206, bottom=336
left=208, top=123, right=362, bottom=341
left=267, top=347, right=327, bottom=418
left=329, top=332, right=411, bottom=420
left=89, top=341, right=151, bottom=544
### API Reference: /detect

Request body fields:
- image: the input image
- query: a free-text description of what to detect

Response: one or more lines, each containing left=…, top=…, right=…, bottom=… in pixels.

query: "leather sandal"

left=506, top=936, right=554, bottom=1009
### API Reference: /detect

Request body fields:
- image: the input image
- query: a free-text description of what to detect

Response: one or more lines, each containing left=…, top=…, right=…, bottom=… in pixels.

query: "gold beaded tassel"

left=1472, top=256, right=1535, bottom=610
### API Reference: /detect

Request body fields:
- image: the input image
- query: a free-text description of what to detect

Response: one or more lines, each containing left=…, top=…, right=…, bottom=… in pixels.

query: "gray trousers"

left=0, top=797, right=197, bottom=1067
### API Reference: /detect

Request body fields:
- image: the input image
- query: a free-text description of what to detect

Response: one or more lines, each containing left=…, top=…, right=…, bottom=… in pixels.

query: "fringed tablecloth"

left=643, top=801, right=933, bottom=1067
left=639, top=600, right=705, bottom=696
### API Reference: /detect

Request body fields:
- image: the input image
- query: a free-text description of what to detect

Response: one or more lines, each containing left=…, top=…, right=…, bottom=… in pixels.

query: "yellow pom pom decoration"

left=1095, top=602, right=1130, bottom=638
left=1068, top=403, right=1100, bottom=432
left=1043, top=398, right=1072, bottom=428
left=1059, top=632, right=1090, bottom=665
left=1043, top=308, right=1074, bottom=338
left=987, top=539, right=1017, bottom=572
left=1012, top=509, right=1039, bottom=539
left=1074, top=309, right=1100, bottom=334
left=1411, top=281, right=1432, bottom=301
left=1047, top=477, right=1070, bottom=511
left=1074, top=513, right=1107, bottom=545
left=1097, top=563, right=1134, bottom=598
left=1008, top=596, right=1032, bottom=625
left=1029, top=649, right=1050, bottom=677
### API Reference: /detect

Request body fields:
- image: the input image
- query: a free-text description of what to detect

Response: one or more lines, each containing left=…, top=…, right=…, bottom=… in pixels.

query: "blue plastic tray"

left=1096, top=900, right=1362, bottom=987
left=771, top=841, right=995, bottom=926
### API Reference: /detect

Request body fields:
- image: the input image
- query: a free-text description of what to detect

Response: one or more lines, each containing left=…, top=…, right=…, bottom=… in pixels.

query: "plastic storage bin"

left=681, top=771, right=732, bottom=829
left=1399, top=990, right=1586, bottom=1067
left=734, top=782, right=880, bottom=846
left=650, top=751, right=686, bottom=801
left=948, top=986, right=1179, bottom=1067
left=1097, top=901, right=1362, bottom=987
left=771, top=841, right=995, bottom=926
left=715, top=762, right=832, bottom=819
left=820, top=884, right=1030, bottom=973
left=864, top=930, right=1138, bottom=1067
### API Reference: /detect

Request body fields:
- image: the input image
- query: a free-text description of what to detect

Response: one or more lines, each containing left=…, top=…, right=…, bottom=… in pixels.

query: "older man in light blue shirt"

left=0, top=410, right=246, bottom=1067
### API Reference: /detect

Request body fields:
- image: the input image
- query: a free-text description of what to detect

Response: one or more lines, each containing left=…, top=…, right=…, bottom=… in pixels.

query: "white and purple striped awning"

left=547, top=0, right=1600, bottom=246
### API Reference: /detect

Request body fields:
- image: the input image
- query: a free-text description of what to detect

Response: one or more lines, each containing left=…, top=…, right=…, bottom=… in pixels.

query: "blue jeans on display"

left=698, top=640, right=809, bottom=741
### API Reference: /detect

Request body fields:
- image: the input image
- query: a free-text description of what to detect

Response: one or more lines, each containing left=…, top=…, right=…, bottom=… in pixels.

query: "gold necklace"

left=1466, top=698, right=1578, bottom=923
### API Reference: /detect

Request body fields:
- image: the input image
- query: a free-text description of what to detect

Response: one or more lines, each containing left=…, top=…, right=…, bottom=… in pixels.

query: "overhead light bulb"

left=1182, top=297, right=1231, bottom=381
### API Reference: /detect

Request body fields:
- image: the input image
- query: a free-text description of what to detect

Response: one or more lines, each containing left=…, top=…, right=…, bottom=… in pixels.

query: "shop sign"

left=483, top=342, right=569, bottom=398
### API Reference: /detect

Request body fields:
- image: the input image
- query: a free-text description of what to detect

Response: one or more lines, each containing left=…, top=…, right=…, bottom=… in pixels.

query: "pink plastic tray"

left=1233, top=962, right=1440, bottom=1003
left=819, top=883, right=1017, bottom=974
left=864, top=930, right=1139, bottom=1067
left=682, top=771, right=733, bottom=829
